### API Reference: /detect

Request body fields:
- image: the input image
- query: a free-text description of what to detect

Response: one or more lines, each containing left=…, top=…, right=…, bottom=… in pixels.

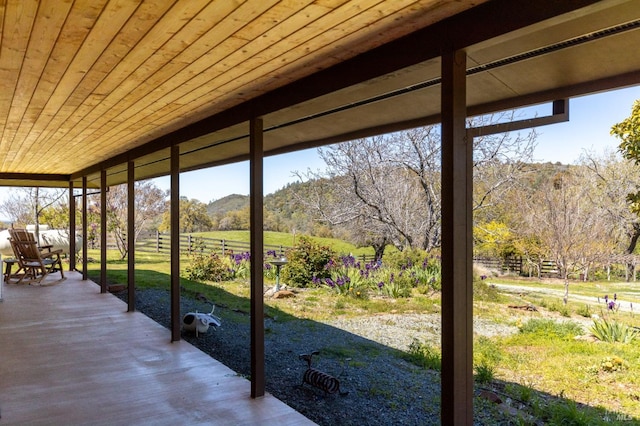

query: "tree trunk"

left=625, top=222, right=640, bottom=281
left=373, top=244, right=386, bottom=261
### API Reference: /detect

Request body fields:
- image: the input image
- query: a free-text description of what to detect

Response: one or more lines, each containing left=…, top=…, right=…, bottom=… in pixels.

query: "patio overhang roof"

left=0, top=0, right=639, bottom=188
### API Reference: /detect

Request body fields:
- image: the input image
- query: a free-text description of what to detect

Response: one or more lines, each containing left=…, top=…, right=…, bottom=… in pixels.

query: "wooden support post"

left=69, top=181, right=76, bottom=271
left=100, top=170, right=107, bottom=293
left=249, top=117, right=265, bottom=398
left=170, top=145, right=181, bottom=342
left=441, top=49, right=473, bottom=425
left=82, top=176, right=88, bottom=280
left=127, top=161, right=135, bottom=312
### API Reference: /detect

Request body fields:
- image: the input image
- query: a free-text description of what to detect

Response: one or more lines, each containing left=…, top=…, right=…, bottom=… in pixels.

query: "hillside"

left=206, top=194, right=249, bottom=216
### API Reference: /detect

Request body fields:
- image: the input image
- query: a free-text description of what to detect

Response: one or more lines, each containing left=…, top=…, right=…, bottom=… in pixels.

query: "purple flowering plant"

left=321, top=254, right=369, bottom=298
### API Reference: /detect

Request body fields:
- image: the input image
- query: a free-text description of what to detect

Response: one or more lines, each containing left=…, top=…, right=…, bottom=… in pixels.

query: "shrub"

left=374, top=268, right=413, bottom=298
left=321, top=255, right=370, bottom=298
left=228, top=252, right=251, bottom=280
left=576, top=304, right=592, bottom=318
left=473, top=279, right=500, bottom=302
left=519, top=319, right=583, bottom=340
left=474, top=363, right=495, bottom=384
left=410, top=256, right=441, bottom=291
left=281, top=236, right=335, bottom=287
left=185, top=252, right=234, bottom=282
left=384, top=248, right=429, bottom=269
left=405, top=338, right=441, bottom=371
left=379, top=249, right=441, bottom=296
left=590, top=319, right=639, bottom=343
left=474, top=336, right=502, bottom=384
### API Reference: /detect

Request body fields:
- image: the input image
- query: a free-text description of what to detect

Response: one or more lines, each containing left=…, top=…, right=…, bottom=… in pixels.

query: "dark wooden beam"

left=0, top=173, right=69, bottom=181
left=69, top=182, right=76, bottom=272
left=100, top=170, right=107, bottom=294
left=467, top=99, right=569, bottom=138
left=82, top=176, right=88, bottom=280
left=170, top=145, right=181, bottom=342
left=127, top=161, right=135, bottom=312
left=441, top=49, right=473, bottom=424
left=249, top=117, right=265, bottom=398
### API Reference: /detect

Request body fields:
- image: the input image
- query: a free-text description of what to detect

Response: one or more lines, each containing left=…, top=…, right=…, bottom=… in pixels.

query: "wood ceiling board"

left=0, top=1, right=41, bottom=169
left=11, top=1, right=140, bottom=173
left=68, top=1, right=279, bottom=157
left=48, top=0, right=218, bottom=170
left=1, top=1, right=72, bottom=162
left=26, top=1, right=476, bottom=179
left=74, top=0, right=455, bottom=167
left=33, top=0, right=181, bottom=172
left=4, top=0, right=630, bottom=188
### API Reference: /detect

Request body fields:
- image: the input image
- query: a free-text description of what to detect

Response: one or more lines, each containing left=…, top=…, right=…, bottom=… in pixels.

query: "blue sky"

left=1, top=85, right=639, bottom=206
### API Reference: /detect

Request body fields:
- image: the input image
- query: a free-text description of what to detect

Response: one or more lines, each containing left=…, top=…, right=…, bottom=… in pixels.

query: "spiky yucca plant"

left=590, top=319, right=639, bottom=343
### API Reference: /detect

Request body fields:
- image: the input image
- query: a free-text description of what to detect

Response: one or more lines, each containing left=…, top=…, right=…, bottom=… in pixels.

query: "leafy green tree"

left=473, top=220, right=516, bottom=258
left=612, top=100, right=640, bottom=167
left=159, top=196, right=213, bottom=233
left=218, top=206, right=250, bottom=230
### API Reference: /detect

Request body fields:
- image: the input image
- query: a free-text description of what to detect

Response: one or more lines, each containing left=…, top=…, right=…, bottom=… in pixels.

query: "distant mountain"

left=207, top=194, right=249, bottom=216
left=204, top=182, right=322, bottom=235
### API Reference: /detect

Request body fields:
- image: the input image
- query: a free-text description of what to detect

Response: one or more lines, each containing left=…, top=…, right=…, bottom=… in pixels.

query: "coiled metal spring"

left=299, top=351, right=348, bottom=395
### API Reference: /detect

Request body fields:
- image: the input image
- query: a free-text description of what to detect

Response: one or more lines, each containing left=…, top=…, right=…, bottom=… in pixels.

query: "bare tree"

left=0, top=187, right=67, bottom=241
left=516, top=170, right=615, bottom=303
left=106, top=180, right=168, bottom=260
left=578, top=149, right=640, bottom=279
left=294, top=113, right=537, bottom=253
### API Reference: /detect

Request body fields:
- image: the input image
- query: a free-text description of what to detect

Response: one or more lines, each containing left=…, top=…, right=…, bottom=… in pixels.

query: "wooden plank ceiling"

left=0, top=0, right=484, bottom=186
left=1, top=0, right=639, bottom=188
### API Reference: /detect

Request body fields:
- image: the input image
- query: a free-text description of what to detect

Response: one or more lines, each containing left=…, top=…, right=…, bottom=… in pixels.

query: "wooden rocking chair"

left=8, top=229, right=64, bottom=284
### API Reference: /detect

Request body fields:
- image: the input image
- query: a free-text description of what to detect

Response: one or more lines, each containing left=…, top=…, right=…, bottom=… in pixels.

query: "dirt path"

left=490, top=282, right=636, bottom=313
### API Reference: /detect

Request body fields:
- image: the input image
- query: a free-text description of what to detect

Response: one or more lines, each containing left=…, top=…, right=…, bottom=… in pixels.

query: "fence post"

left=187, top=234, right=191, bottom=254
left=156, top=230, right=160, bottom=253
left=221, top=239, right=226, bottom=256
left=279, top=245, right=283, bottom=257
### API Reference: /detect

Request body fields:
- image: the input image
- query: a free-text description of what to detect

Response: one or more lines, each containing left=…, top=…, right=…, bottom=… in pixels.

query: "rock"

left=272, top=290, right=295, bottom=299
left=574, top=334, right=599, bottom=342
left=108, top=284, right=126, bottom=293
left=479, top=390, right=502, bottom=404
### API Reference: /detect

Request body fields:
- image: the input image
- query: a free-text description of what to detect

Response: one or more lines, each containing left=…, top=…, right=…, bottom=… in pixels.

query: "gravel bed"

left=115, top=288, right=517, bottom=425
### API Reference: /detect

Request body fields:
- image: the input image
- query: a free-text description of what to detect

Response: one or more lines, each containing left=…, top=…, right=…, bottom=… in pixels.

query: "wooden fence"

left=473, top=256, right=560, bottom=277
left=135, top=232, right=288, bottom=258
left=134, top=232, right=377, bottom=263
